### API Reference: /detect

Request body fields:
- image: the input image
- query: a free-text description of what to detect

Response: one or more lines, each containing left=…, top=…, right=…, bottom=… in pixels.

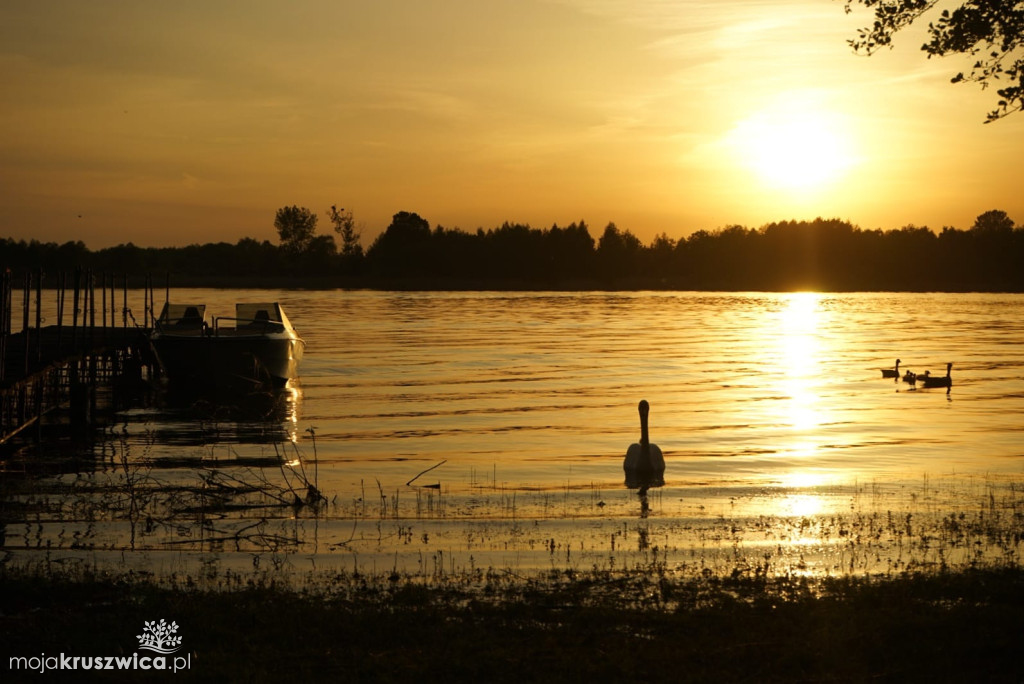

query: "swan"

left=919, top=362, right=953, bottom=389
left=624, top=400, right=665, bottom=489
left=881, top=359, right=901, bottom=379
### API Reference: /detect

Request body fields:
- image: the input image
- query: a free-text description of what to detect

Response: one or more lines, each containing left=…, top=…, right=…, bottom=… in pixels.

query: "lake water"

left=4, top=290, right=1024, bottom=585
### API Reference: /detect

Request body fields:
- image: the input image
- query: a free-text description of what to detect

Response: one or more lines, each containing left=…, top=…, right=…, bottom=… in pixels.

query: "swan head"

left=638, top=400, right=651, bottom=445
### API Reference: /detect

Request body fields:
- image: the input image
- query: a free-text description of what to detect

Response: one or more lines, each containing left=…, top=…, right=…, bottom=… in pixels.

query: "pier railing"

left=0, top=268, right=162, bottom=444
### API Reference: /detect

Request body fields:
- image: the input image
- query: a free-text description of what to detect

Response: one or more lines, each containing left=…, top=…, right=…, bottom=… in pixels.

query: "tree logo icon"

left=136, top=619, right=183, bottom=654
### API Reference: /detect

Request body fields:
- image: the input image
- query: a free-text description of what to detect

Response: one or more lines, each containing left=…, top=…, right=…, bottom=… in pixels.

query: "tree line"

left=3, top=208, right=1023, bottom=291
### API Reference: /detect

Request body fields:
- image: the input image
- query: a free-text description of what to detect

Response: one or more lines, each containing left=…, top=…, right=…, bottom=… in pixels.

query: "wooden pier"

left=0, top=268, right=161, bottom=444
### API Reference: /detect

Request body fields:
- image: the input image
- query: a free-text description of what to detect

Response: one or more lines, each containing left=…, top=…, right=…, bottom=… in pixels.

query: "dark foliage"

left=3, top=210, right=1023, bottom=290
left=844, top=0, right=1024, bottom=121
left=274, top=205, right=320, bottom=254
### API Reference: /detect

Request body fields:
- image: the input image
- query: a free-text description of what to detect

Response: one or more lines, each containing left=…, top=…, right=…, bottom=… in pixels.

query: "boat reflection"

left=147, top=380, right=303, bottom=445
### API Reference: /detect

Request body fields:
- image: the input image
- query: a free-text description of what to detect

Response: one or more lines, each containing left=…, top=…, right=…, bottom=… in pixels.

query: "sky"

left=2, top=0, right=1022, bottom=249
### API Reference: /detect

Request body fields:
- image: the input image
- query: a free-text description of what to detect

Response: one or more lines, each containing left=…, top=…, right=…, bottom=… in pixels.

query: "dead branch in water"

left=406, top=460, right=447, bottom=488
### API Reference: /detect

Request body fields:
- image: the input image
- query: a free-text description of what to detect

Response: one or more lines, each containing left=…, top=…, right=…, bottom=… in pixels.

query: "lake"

left=4, top=290, right=1024, bottom=585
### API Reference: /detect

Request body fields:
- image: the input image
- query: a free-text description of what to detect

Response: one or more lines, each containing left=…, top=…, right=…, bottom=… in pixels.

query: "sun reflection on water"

left=781, top=494, right=825, bottom=518
left=282, top=381, right=303, bottom=442
left=779, top=293, right=825, bottom=434
left=779, top=470, right=829, bottom=489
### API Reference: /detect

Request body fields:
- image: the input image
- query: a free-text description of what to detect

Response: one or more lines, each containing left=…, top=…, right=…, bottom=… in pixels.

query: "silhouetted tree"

left=327, top=205, right=364, bottom=260
left=6, top=207, right=1024, bottom=290
left=367, top=211, right=433, bottom=276
left=275, top=205, right=318, bottom=253
left=384, top=211, right=430, bottom=241
left=597, top=222, right=641, bottom=282
left=844, top=0, right=1024, bottom=121
left=233, top=237, right=282, bottom=275
left=971, top=209, right=1016, bottom=234
left=968, top=210, right=1019, bottom=288
left=429, top=225, right=483, bottom=279
left=297, top=234, right=338, bottom=273
left=546, top=221, right=596, bottom=280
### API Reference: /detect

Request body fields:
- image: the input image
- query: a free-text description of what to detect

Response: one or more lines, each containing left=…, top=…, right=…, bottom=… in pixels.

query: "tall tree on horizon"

left=274, top=205, right=318, bottom=253
left=327, top=204, right=363, bottom=259
left=971, top=209, right=1017, bottom=233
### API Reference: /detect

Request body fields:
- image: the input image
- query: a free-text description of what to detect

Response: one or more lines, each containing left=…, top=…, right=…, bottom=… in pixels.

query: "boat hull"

left=150, top=335, right=304, bottom=388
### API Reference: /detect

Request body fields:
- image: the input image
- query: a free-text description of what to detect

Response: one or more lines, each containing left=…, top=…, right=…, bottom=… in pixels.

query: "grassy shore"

left=3, top=566, right=1023, bottom=682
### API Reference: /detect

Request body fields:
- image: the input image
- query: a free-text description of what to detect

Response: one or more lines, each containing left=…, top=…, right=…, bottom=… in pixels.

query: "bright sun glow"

left=729, top=97, right=857, bottom=193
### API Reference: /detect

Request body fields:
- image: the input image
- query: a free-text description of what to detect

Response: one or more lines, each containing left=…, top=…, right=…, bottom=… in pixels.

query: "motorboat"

left=150, top=302, right=305, bottom=388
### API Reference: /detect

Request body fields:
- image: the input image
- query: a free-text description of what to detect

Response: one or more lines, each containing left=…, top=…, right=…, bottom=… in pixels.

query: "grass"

left=2, top=564, right=1023, bottom=682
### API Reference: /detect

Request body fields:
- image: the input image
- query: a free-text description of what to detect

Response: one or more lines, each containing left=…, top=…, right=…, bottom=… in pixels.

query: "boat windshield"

left=234, top=303, right=286, bottom=333
left=157, top=303, right=207, bottom=330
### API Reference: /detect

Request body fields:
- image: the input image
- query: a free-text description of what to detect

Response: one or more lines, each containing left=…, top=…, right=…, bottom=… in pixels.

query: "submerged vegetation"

left=3, top=209, right=1024, bottom=290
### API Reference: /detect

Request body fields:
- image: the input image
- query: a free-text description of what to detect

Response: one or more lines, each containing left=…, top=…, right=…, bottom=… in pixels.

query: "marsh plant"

left=1, top=435, right=330, bottom=560
left=4, top=431, right=1024, bottom=596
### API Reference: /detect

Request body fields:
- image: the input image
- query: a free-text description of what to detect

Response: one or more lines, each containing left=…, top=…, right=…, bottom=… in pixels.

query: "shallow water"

left=4, top=290, right=1024, bottom=582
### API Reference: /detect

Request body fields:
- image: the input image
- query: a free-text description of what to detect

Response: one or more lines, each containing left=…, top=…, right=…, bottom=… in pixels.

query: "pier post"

left=22, top=271, right=30, bottom=377
left=56, top=271, right=65, bottom=355
left=0, top=268, right=9, bottom=383
left=72, top=267, right=81, bottom=352
left=34, top=267, right=42, bottom=365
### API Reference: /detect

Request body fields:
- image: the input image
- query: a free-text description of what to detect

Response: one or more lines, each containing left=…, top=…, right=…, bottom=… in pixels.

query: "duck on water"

left=919, top=362, right=953, bottom=391
left=878, top=359, right=920, bottom=385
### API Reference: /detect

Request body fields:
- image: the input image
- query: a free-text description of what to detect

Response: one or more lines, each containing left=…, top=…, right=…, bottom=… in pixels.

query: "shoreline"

left=2, top=565, right=1022, bottom=681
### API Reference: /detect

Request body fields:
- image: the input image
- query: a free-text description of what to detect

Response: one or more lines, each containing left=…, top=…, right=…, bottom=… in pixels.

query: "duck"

left=881, top=359, right=901, bottom=379
left=919, top=362, right=953, bottom=390
left=624, top=400, right=665, bottom=490
left=902, top=369, right=917, bottom=385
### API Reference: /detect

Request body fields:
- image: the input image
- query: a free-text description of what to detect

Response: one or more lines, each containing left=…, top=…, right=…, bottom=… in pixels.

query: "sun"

left=728, top=97, right=857, bottom=193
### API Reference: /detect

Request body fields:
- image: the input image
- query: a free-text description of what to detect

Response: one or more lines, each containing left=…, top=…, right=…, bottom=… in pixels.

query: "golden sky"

left=2, top=0, right=1022, bottom=248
